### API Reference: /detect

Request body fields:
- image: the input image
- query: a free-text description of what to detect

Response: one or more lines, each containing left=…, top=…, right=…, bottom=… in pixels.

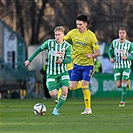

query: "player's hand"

left=121, top=55, right=127, bottom=60
left=86, top=54, right=92, bottom=58
left=24, top=60, right=31, bottom=66
left=110, top=58, right=114, bottom=63
left=56, top=58, right=62, bottom=64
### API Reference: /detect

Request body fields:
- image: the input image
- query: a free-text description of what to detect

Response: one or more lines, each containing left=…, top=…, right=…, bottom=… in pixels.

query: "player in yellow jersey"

left=64, top=15, right=100, bottom=114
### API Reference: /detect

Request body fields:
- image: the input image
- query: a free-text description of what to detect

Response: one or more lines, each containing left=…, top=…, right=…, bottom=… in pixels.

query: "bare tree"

left=0, top=0, right=133, bottom=45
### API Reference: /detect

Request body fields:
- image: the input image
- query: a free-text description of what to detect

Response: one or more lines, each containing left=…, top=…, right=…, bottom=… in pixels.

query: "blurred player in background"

left=25, top=26, right=72, bottom=115
left=63, top=14, right=100, bottom=114
left=108, top=27, right=133, bottom=106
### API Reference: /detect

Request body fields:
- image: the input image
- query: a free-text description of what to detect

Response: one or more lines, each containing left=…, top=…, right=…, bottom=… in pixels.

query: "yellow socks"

left=76, top=81, right=82, bottom=89
left=70, top=81, right=82, bottom=90
left=58, top=84, right=91, bottom=109
left=58, top=89, right=62, bottom=99
left=82, top=86, right=91, bottom=109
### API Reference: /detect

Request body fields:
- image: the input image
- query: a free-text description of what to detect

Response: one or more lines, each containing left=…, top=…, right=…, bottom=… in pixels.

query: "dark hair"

left=119, top=27, right=126, bottom=32
left=76, top=15, right=88, bottom=23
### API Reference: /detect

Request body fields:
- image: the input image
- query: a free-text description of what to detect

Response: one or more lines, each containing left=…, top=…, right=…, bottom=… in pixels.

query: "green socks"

left=121, top=87, right=127, bottom=102
left=55, top=95, right=67, bottom=110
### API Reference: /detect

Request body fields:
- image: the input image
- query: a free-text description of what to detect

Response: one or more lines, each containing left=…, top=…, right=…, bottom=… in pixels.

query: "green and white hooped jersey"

left=41, top=39, right=71, bottom=75
left=110, top=39, right=133, bottom=69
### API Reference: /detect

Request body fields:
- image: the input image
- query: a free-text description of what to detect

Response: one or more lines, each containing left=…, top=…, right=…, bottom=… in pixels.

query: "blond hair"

left=54, top=26, right=65, bottom=33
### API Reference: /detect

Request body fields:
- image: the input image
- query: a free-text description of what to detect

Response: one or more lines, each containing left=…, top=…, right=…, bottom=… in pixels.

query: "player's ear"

left=85, top=22, right=88, bottom=27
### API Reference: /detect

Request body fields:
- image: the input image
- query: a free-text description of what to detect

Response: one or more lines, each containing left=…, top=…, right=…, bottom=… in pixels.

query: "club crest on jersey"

left=85, top=37, right=88, bottom=41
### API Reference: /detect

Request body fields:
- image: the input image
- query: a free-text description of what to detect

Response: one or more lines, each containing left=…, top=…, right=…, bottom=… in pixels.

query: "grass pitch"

left=0, top=97, right=133, bottom=133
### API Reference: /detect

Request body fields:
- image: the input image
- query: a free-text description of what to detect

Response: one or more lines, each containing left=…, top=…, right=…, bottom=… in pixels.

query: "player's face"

left=119, top=30, right=127, bottom=41
left=76, top=20, right=87, bottom=33
left=55, top=31, right=64, bottom=44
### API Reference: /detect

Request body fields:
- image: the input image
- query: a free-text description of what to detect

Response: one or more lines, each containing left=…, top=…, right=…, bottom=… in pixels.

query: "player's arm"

left=24, top=47, right=43, bottom=66
left=63, top=46, right=72, bottom=64
left=86, top=50, right=100, bottom=58
left=56, top=45, right=72, bottom=64
left=108, top=42, right=114, bottom=58
left=86, top=33, right=100, bottom=58
left=25, top=41, right=48, bottom=66
left=86, top=42, right=100, bottom=58
left=108, top=42, right=114, bottom=62
left=127, top=43, right=133, bottom=60
left=122, top=43, right=133, bottom=60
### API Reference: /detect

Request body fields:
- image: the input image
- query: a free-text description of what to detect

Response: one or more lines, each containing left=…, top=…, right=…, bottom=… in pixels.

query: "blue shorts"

left=68, top=70, right=72, bottom=78
left=70, top=64, right=94, bottom=82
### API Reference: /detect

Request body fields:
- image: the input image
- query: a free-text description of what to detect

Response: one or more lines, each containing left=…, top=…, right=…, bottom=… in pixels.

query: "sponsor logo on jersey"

left=115, top=49, right=126, bottom=54
left=50, top=50, right=65, bottom=57
left=75, top=41, right=87, bottom=46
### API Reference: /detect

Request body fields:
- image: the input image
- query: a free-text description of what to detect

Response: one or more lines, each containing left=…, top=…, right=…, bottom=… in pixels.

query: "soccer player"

left=108, top=27, right=133, bottom=106
left=55, top=54, right=82, bottom=104
left=25, top=26, right=72, bottom=115
left=64, top=15, right=100, bottom=114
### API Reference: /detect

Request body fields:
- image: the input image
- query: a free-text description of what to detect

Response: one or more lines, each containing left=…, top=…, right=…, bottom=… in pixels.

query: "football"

left=33, top=103, right=46, bottom=116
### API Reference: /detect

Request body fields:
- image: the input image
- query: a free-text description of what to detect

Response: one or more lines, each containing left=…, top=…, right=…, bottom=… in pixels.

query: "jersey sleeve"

left=28, top=46, right=43, bottom=62
left=108, top=42, right=114, bottom=59
left=129, top=43, right=133, bottom=54
left=28, top=40, right=48, bottom=62
left=127, top=43, right=133, bottom=60
left=62, top=45, right=72, bottom=64
left=41, top=40, right=49, bottom=50
left=91, top=34, right=99, bottom=51
left=64, top=30, right=73, bottom=42
left=66, top=45, right=73, bottom=70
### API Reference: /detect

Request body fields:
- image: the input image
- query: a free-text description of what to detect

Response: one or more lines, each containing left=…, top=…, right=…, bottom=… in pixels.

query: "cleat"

left=119, top=102, right=125, bottom=107
left=127, top=80, right=130, bottom=90
left=81, top=108, right=92, bottom=115
left=52, top=108, right=60, bottom=116
left=54, top=100, right=58, bottom=104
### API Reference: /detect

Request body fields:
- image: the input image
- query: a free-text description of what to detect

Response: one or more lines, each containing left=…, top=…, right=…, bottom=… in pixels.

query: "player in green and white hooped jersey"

left=25, top=26, right=72, bottom=115
left=108, top=27, right=133, bottom=106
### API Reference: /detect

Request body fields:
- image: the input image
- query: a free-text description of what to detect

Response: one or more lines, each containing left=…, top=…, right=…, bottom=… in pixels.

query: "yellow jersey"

left=67, top=62, right=73, bottom=70
left=64, top=29, right=100, bottom=66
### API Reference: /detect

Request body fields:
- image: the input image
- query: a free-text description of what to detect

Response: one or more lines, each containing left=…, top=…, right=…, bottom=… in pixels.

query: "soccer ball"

left=33, top=103, right=46, bottom=116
